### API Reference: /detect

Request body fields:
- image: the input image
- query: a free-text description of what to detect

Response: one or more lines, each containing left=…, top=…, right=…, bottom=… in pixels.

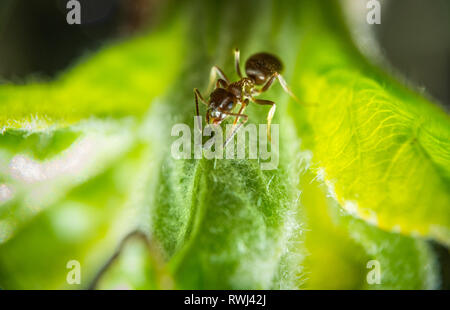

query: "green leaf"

left=0, top=119, right=138, bottom=243
left=289, top=1, right=450, bottom=244
left=0, top=141, right=150, bottom=289
left=0, top=14, right=186, bottom=287
left=0, top=19, right=185, bottom=131
left=142, top=1, right=303, bottom=288
left=297, top=168, right=439, bottom=289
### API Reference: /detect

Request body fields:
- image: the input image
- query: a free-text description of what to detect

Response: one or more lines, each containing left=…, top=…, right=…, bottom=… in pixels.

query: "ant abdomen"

left=245, top=52, right=283, bottom=85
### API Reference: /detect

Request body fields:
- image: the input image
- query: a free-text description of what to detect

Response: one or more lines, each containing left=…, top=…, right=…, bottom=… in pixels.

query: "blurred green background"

left=0, top=0, right=448, bottom=107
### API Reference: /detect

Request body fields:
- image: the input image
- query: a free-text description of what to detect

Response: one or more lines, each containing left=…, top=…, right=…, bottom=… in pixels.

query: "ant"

left=194, top=49, right=297, bottom=147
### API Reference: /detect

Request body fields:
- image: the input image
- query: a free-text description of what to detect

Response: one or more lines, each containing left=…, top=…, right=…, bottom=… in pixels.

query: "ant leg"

left=275, top=75, right=317, bottom=107
left=216, top=78, right=228, bottom=89
left=276, top=73, right=299, bottom=102
left=206, top=108, right=211, bottom=124
left=207, top=66, right=230, bottom=93
left=233, top=99, right=249, bottom=126
left=226, top=99, right=249, bottom=146
left=194, top=88, right=208, bottom=130
left=253, top=74, right=277, bottom=95
left=253, top=98, right=276, bottom=142
left=234, top=49, right=243, bottom=78
left=222, top=110, right=249, bottom=147
left=254, top=73, right=299, bottom=103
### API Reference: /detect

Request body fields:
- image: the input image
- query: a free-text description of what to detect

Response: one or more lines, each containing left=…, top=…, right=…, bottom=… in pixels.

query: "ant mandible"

left=194, top=49, right=297, bottom=147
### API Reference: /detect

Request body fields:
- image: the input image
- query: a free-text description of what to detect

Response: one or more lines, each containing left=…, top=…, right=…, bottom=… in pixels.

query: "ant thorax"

left=227, top=77, right=255, bottom=102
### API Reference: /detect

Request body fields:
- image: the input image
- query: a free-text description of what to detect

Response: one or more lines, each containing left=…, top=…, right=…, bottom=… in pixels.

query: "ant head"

left=207, top=88, right=236, bottom=125
left=245, top=52, right=283, bottom=85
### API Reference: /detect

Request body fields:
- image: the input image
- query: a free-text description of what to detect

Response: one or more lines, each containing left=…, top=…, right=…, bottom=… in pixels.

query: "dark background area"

left=376, top=0, right=449, bottom=108
left=0, top=0, right=156, bottom=82
left=0, top=0, right=448, bottom=289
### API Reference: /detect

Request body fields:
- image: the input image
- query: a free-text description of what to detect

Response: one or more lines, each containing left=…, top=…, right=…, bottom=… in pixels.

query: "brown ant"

left=194, top=49, right=297, bottom=146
